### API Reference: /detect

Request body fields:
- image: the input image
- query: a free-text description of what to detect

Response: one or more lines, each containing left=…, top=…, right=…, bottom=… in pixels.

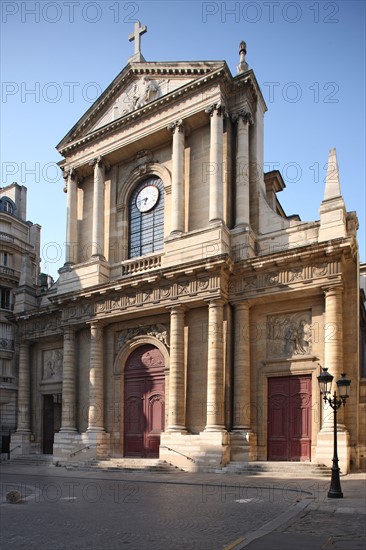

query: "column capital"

left=89, top=156, right=109, bottom=170
left=167, top=304, right=186, bottom=314
left=63, top=167, right=80, bottom=192
left=205, top=102, right=225, bottom=117
left=206, top=298, right=226, bottom=308
left=62, top=325, right=75, bottom=338
left=234, top=301, right=251, bottom=312
left=322, top=283, right=344, bottom=297
left=230, top=109, right=253, bottom=125
left=87, top=319, right=105, bottom=331
left=19, top=340, right=30, bottom=350
left=167, top=119, right=184, bottom=134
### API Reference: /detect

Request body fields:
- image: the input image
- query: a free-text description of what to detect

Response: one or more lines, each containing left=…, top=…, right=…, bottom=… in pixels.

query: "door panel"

left=268, top=376, right=311, bottom=461
left=43, top=394, right=62, bottom=455
left=124, top=345, right=165, bottom=458
left=124, top=390, right=145, bottom=457
left=146, top=392, right=165, bottom=457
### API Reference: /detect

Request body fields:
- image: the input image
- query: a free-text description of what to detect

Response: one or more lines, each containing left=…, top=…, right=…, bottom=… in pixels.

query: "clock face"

left=136, top=185, right=159, bottom=212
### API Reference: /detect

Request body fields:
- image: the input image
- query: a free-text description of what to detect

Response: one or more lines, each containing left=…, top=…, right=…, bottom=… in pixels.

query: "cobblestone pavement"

left=237, top=474, right=366, bottom=550
left=277, top=505, right=365, bottom=547
left=0, top=465, right=365, bottom=550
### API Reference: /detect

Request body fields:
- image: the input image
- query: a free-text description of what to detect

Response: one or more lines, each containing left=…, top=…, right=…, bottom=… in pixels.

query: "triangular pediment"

left=57, top=61, right=227, bottom=153
left=90, top=74, right=196, bottom=132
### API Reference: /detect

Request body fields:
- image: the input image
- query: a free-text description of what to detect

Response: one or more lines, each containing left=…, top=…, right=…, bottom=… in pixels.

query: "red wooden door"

left=268, top=376, right=311, bottom=461
left=124, top=345, right=165, bottom=458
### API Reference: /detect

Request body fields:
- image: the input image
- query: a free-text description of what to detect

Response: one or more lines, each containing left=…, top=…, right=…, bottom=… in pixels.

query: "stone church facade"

left=11, top=27, right=364, bottom=472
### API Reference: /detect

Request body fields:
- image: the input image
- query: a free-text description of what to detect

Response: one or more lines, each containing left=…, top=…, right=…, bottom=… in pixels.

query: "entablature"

left=18, top=257, right=232, bottom=339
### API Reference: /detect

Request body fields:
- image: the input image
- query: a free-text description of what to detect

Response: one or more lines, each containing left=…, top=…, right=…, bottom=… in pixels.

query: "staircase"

left=65, top=458, right=185, bottom=473
left=1, top=454, right=54, bottom=467
left=218, top=461, right=333, bottom=477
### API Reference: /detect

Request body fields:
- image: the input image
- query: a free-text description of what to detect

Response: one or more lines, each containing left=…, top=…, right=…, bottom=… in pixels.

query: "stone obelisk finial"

left=318, top=147, right=347, bottom=242
left=237, top=41, right=249, bottom=74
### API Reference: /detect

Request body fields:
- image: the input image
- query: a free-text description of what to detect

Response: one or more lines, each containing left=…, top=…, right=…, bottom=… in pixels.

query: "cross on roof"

left=129, top=21, right=147, bottom=57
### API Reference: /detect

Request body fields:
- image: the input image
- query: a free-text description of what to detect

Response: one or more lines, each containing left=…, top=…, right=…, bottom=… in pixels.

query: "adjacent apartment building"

left=0, top=183, right=40, bottom=454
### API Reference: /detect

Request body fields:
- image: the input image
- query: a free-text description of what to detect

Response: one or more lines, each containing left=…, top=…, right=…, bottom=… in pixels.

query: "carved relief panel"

left=266, top=311, right=312, bottom=359
left=42, top=349, right=63, bottom=382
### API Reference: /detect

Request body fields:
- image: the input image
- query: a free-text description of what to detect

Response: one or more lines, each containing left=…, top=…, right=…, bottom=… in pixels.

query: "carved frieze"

left=42, top=349, right=63, bottom=382
left=229, top=261, right=341, bottom=297
left=19, top=314, right=62, bottom=340
left=267, top=311, right=312, bottom=359
left=115, top=324, right=170, bottom=355
left=62, top=275, right=219, bottom=322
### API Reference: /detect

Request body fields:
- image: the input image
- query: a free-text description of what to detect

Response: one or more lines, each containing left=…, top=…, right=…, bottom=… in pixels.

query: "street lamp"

left=317, top=367, right=351, bottom=498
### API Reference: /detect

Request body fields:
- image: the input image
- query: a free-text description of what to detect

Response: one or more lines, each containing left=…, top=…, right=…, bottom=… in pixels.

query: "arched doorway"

left=124, top=344, right=165, bottom=458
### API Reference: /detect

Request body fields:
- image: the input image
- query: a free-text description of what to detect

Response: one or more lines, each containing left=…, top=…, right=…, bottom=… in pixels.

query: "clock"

left=136, top=185, right=159, bottom=212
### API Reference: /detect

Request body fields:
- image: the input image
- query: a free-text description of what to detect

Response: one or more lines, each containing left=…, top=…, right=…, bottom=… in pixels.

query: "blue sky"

left=1, top=0, right=365, bottom=278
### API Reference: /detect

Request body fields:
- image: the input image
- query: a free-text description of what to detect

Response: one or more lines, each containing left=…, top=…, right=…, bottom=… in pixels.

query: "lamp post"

left=317, top=367, right=351, bottom=499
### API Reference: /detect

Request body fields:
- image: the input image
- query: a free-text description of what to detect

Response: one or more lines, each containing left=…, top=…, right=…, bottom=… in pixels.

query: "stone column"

left=64, top=168, right=78, bottom=264
left=60, top=327, right=77, bottom=432
left=232, top=302, right=251, bottom=430
left=167, top=305, right=186, bottom=431
left=168, top=120, right=185, bottom=234
left=16, top=342, right=31, bottom=433
left=87, top=322, right=105, bottom=432
left=90, top=156, right=105, bottom=258
left=233, top=111, right=252, bottom=228
left=316, top=283, right=350, bottom=472
left=206, top=104, right=224, bottom=223
left=322, top=285, right=344, bottom=428
left=205, top=299, right=226, bottom=431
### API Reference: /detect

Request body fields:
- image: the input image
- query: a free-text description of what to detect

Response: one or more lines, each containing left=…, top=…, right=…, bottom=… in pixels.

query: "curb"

left=224, top=498, right=314, bottom=549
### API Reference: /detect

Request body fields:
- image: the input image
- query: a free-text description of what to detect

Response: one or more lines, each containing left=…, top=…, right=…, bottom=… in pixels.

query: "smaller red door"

left=43, top=394, right=62, bottom=454
left=268, top=376, right=311, bottom=461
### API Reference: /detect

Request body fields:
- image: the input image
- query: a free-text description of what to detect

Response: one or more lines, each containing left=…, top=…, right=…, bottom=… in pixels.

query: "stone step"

left=217, top=461, right=333, bottom=477
left=65, top=458, right=185, bottom=473
left=2, top=454, right=54, bottom=466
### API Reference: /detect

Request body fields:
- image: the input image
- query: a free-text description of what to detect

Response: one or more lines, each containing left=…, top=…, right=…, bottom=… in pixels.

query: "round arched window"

left=128, top=177, right=164, bottom=258
left=0, top=197, right=16, bottom=215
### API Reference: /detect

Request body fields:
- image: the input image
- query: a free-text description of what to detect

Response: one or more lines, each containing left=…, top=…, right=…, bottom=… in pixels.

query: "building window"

left=0, top=322, right=13, bottom=351
left=0, top=358, right=13, bottom=381
left=0, top=252, right=11, bottom=267
left=0, top=197, right=16, bottom=215
left=0, top=288, right=12, bottom=310
left=128, top=176, right=164, bottom=258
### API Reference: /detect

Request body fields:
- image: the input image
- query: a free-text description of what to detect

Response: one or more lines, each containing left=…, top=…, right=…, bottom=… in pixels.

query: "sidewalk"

left=231, top=473, right=366, bottom=550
